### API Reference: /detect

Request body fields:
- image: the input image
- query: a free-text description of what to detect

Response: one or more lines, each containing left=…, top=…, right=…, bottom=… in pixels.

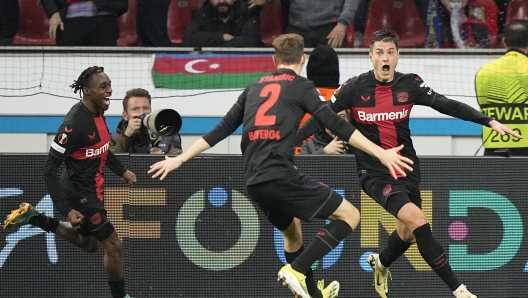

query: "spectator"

left=300, top=109, right=353, bottom=154
left=40, top=0, right=128, bottom=46
left=0, top=0, right=19, bottom=45
left=110, top=88, right=183, bottom=155
left=286, top=0, right=359, bottom=48
left=493, top=0, right=511, bottom=35
left=182, top=0, right=261, bottom=47
left=136, top=0, right=172, bottom=47
left=295, top=44, right=341, bottom=154
left=475, top=20, right=528, bottom=156
left=442, top=0, right=499, bottom=48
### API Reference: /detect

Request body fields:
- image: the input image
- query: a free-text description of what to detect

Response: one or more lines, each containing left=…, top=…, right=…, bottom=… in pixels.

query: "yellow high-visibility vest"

left=475, top=49, right=528, bottom=148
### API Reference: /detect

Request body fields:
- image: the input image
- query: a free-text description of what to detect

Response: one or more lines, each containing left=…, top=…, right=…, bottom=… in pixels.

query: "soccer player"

left=148, top=33, right=414, bottom=298
left=297, top=29, right=522, bottom=298
left=3, top=66, right=136, bottom=298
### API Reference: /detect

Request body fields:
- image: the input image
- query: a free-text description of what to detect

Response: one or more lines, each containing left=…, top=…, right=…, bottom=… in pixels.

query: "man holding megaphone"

left=110, top=88, right=183, bottom=155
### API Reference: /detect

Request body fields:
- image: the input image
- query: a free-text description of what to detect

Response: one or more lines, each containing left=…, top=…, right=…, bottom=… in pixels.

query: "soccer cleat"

left=3, top=203, right=39, bottom=229
left=367, top=253, right=391, bottom=298
left=318, top=279, right=340, bottom=298
left=278, top=264, right=311, bottom=298
left=454, top=284, right=477, bottom=298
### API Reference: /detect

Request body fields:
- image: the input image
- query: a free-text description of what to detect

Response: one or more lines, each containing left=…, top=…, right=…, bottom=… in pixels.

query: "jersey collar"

left=505, top=48, right=528, bottom=58
left=79, top=100, right=102, bottom=116
left=277, top=68, right=297, bottom=76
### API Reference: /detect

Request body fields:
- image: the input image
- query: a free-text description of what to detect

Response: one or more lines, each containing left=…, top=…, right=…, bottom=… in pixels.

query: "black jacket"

left=182, top=0, right=261, bottom=47
left=109, top=119, right=183, bottom=155
left=40, top=0, right=128, bottom=20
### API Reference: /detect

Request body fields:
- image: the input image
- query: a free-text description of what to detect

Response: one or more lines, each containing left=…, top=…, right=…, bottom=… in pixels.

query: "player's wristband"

left=121, top=132, right=129, bottom=139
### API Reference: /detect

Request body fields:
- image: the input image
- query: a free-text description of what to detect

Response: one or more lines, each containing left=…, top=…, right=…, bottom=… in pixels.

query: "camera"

left=135, top=109, right=182, bottom=140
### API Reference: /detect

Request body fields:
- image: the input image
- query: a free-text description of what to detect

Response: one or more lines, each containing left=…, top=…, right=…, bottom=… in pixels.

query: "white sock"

left=453, top=284, right=466, bottom=297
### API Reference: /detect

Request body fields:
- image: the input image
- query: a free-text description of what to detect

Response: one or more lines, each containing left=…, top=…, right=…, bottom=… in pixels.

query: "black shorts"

left=360, top=174, right=422, bottom=217
left=61, top=184, right=114, bottom=241
left=246, top=174, right=343, bottom=231
left=75, top=209, right=115, bottom=242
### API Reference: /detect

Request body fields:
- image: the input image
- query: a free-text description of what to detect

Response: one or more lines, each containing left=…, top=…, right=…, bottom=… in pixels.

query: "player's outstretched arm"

left=346, top=130, right=414, bottom=179
left=489, top=120, right=523, bottom=139
left=149, top=137, right=211, bottom=180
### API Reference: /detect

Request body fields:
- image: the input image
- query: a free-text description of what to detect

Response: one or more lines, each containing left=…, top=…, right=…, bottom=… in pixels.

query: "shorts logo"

left=57, top=133, right=68, bottom=145
left=397, top=92, right=409, bottom=103
left=382, top=184, right=392, bottom=197
left=64, top=127, right=73, bottom=133
left=317, top=231, right=327, bottom=237
left=90, top=213, right=102, bottom=225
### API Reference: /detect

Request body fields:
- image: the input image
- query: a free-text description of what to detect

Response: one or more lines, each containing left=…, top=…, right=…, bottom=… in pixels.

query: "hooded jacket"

left=109, top=119, right=183, bottom=155
left=182, top=0, right=261, bottom=47
left=40, top=0, right=128, bottom=20
left=307, top=45, right=340, bottom=89
left=298, top=45, right=351, bottom=155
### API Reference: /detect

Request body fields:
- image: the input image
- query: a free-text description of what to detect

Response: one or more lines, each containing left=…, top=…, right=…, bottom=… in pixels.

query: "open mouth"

left=104, top=97, right=111, bottom=105
left=382, top=65, right=390, bottom=72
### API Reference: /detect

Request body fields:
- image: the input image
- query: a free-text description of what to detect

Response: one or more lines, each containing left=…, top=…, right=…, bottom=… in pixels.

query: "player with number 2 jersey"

left=149, top=34, right=413, bottom=298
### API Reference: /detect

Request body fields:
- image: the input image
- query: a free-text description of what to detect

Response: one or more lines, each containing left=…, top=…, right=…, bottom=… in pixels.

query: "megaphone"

left=135, top=109, right=182, bottom=139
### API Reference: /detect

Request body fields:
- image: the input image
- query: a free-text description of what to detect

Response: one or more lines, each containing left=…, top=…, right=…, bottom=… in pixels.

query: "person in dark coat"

left=40, top=0, right=128, bottom=46
left=183, top=0, right=261, bottom=47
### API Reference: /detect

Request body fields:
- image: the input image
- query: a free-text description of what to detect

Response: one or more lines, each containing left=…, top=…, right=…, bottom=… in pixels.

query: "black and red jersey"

left=43, top=101, right=127, bottom=216
left=203, top=68, right=356, bottom=185
left=330, top=70, right=492, bottom=177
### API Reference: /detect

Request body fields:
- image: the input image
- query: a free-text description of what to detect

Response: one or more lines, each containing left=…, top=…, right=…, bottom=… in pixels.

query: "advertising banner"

left=0, top=155, right=526, bottom=297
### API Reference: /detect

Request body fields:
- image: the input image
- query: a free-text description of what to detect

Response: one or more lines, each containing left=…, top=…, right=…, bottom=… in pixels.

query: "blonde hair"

left=272, top=34, right=304, bottom=65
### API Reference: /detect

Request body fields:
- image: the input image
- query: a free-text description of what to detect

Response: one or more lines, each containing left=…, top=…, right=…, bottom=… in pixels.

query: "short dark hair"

left=123, top=88, right=152, bottom=111
left=504, top=20, right=528, bottom=49
left=272, top=34, right=304, bottom=65
left=370, top=29, right=400, bottom=51
left=69, top=66, right=105, bottom=97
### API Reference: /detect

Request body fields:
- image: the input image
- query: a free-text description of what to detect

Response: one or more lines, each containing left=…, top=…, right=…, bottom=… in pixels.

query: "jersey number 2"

left=255, top=84, right=281, bottom=126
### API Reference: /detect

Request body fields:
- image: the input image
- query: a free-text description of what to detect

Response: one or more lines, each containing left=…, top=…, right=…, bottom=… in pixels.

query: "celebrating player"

left=297, top=29, right=522, bottom=298
left=3, top=66, right=136, bottom=298
left=149, top=33, right=413, bottom=298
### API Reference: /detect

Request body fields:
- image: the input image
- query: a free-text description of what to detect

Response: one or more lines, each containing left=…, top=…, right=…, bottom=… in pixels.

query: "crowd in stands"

left=0, top=0, right=525, bottom=48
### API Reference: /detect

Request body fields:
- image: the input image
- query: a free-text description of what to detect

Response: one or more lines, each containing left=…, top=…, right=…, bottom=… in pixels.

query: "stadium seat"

left=13, top=0, right=56, bottom=46
left=260, top=0, right=283, bottom=46
left=506, top=0, right=528, bottom=25
left=167, top=0, right=206, bottom=46
left=362, top=0, right=425, bottom=48
left=117, top=0, right=138, bottom=46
